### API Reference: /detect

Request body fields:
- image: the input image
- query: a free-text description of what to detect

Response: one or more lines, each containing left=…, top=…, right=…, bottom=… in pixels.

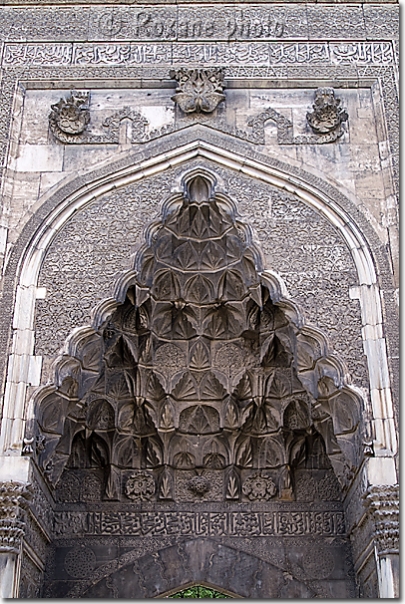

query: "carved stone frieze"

left=53, top=508, right=346, bottom=538
left=2, top=41, right=397, bottom=68
left=47, top=97, right=346, bottom=147
left=170, top=68, right=225, bottom=113
left=49, top=90, right=91, bottom=143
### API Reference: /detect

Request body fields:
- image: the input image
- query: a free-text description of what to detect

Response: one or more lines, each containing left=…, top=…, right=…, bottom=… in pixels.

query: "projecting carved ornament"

left=169, top=68, right=225, bottom=113
left=49, top=90, right=90, bottom=143
left=306, top=87, right=348, bottom=138
left=125, top=471, right=156, bottom=501
left=0, top=482, right=31, bottom=554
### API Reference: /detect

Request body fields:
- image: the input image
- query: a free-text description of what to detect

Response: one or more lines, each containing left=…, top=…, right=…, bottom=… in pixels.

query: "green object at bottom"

left=168, top=585, right=231, bottom=598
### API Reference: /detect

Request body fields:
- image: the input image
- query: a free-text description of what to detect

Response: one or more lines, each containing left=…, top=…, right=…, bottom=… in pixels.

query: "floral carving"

left=169, top=68, right=225, bottom=113
left=187, top=475, right=210, bottom=496
left=125, top=472, right=156, bottom=501
left=49, top=90, right=90, bottom=143
left=242, top=473, right=277, bottom=501
left=306, top=88, right=348, bottom=137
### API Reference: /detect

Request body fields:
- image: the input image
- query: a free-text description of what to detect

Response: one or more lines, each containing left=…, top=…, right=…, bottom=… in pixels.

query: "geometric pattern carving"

left=64, top=546, right=96, bottom=578
left=33, top=169, right=363, bottom=503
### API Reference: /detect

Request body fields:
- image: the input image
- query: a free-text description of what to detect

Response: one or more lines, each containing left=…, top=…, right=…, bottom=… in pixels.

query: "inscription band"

left=54, top=510, right=346, bottom=537
left=3, top=41, right=395, bottom=68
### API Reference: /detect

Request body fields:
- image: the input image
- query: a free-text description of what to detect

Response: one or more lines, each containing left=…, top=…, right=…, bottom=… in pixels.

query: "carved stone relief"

left=170, top=68, right=226, bottom=114
left=365, top=484, right=399, bottom=556
left=49, top=91, right=91, bottom=144
left=0, top=482, right=31, bottom=555
left=0, top=2, right=398, bottom=597
left=306, top=88, right=348, bottom=140
left=47, top=84, right=346, bottom=147
left=35, top=161, right=367, bottom=391
left=32, top=170, right=363, bottom=509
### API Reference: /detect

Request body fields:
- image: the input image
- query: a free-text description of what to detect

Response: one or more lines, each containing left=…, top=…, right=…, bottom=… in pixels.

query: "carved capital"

left=364, top=484, right=399, bottom=556
left=0, top=482, right=31, bottom=554
left=169, top=68, right=225, bottom=114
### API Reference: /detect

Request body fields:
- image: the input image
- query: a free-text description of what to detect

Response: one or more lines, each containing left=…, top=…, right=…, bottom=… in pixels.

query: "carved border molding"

left=53, top=509, right=347, bottom=538
left=0, top=6, right=398, bottom=41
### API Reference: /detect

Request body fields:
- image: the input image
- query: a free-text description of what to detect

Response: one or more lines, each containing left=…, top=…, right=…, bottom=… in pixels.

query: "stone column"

left=365, top=485, right=399, bottom=598
left=0, top=482, right=30, bottom=598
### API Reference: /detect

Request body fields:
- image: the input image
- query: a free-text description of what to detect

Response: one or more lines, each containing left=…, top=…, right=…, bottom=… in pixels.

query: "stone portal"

left=30, top=171, right=359, bottom=598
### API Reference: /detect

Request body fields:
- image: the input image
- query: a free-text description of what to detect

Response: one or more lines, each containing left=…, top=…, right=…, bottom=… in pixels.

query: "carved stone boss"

left=306, top=87, right=348, bottom=141
left=49, top=90, right=91, bottom=144
left=169, top=68, right=225, bottom=113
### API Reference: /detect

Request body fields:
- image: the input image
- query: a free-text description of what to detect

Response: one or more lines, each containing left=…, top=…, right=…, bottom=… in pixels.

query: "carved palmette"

left=35, top=169, right=362, bottom=503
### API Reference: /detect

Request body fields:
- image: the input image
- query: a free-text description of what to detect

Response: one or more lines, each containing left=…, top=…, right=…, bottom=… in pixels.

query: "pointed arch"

left=0, top=133, right=396, bottom=495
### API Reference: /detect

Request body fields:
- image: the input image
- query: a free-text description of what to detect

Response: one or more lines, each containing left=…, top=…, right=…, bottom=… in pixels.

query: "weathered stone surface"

left=0, top=1, right=398, bottom=599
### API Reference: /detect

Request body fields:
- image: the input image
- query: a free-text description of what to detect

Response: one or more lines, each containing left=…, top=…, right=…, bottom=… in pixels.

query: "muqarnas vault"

left=0, top=1, right=399, bottom=598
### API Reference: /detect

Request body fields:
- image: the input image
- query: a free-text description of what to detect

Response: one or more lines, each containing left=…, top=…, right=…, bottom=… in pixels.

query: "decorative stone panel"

left=35, top=160, right=367, bottom=388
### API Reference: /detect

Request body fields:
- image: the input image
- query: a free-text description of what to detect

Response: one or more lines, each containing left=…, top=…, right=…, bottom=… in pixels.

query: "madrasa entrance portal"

left=30, top=169, right=359, bottom=598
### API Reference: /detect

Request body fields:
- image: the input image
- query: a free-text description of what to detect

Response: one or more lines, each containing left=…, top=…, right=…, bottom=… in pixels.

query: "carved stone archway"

left=34, top=169, right=362, bottom=495
left=28, top=169, right=362, bottom=598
